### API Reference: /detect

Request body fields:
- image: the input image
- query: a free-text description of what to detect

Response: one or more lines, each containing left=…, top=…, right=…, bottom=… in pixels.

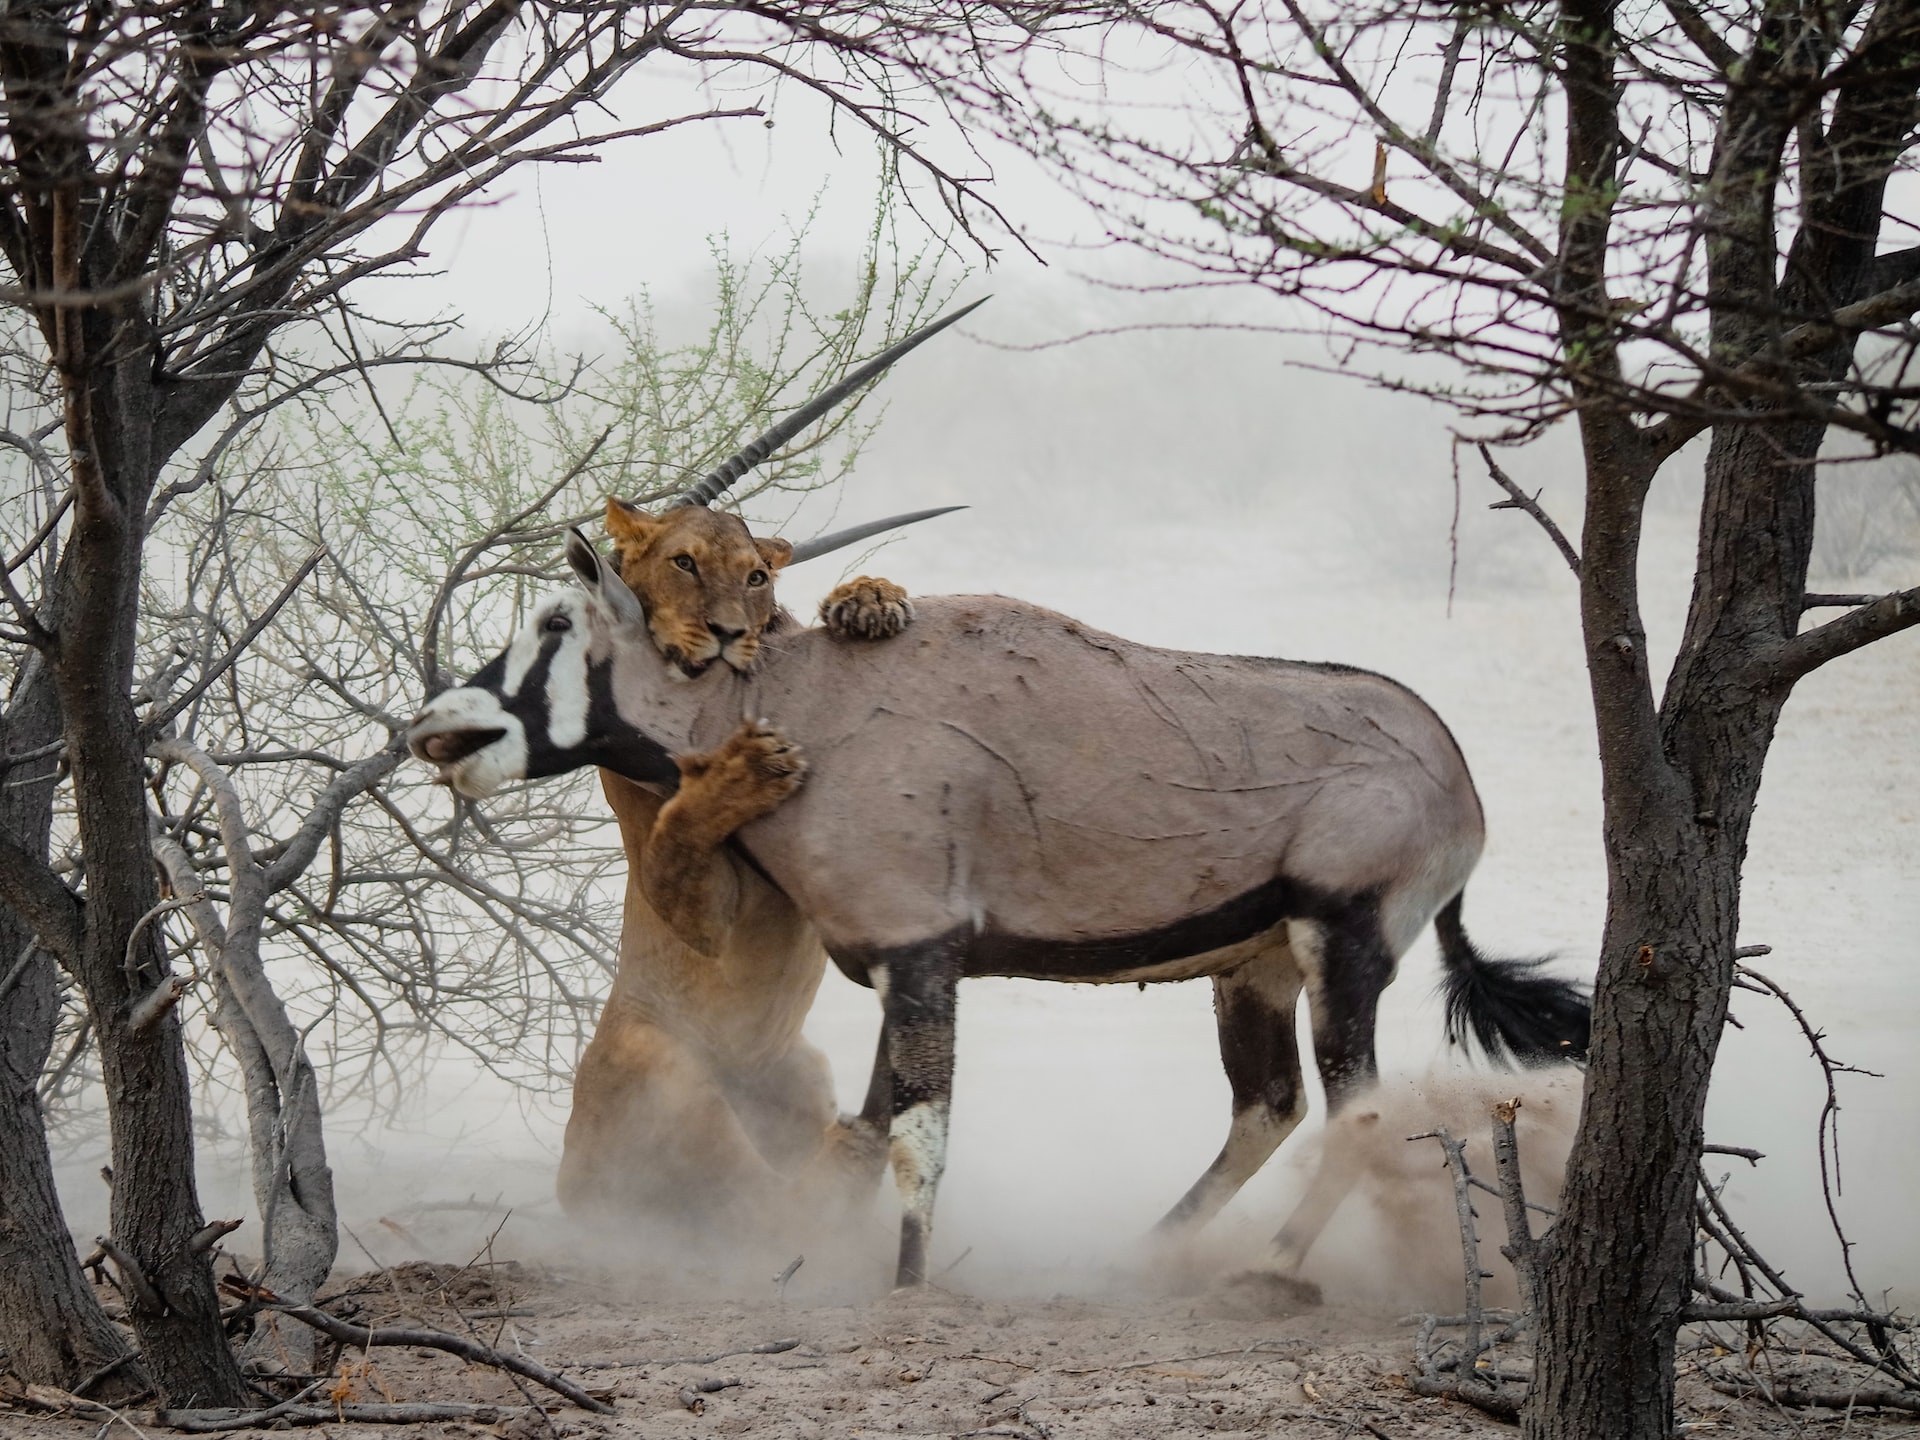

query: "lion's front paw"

left=676, top=720, right=806, bottom=828
left=820, top=576, right=913, bottom=641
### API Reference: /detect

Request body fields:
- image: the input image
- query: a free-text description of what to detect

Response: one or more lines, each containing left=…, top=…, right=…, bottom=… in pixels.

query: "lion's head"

left=603, top=500, right=794, bottom=678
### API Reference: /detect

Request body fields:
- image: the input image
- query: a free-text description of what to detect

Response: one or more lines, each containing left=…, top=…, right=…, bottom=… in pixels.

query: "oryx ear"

left=567, top=527, right=646, bottom=626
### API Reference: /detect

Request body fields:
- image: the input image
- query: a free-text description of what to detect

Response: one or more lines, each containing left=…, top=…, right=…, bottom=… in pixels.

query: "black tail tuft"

left=1434, top=893, right=1590, bottom=1066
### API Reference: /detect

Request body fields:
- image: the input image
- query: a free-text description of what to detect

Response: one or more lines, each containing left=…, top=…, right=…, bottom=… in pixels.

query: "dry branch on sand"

left=214, top=1275, right=612, bottom=1416
left=1406, top=976, right=1915, bottom=1427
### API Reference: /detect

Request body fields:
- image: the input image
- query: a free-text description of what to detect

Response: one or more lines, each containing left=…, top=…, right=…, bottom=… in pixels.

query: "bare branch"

left=1478, top=443, right=1582, bottom=575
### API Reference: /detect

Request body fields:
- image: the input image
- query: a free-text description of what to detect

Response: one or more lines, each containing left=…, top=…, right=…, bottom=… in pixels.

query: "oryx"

left=410, top=534, right=1590, bottom=1288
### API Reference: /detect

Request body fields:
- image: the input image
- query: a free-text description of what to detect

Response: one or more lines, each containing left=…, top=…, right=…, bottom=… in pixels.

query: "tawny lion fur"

left=558, top=500, right=904, bottom=1232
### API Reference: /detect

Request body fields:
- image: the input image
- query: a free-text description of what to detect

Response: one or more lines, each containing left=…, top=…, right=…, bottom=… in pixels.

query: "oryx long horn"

left=785, top=506, right=968, bottom=566
left=672, top=297, right=988, bottom=509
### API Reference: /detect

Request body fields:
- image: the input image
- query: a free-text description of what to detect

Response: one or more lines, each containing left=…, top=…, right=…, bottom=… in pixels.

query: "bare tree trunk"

left=0, top=658, right=146, bottom=1398
left=45, top=353, right=248, bottom=1407
left=153, top=765, right=342, bottom=1375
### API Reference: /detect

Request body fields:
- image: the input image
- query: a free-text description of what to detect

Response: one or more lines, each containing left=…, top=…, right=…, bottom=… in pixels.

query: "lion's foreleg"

left=641, top=721, right=805, bottom=955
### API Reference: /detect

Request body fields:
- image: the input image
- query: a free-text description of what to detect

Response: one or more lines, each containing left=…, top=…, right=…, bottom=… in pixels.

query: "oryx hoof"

left=1203, top=1268, right=1324, bottom=1320
left=820, top=577, right=913, bottom=641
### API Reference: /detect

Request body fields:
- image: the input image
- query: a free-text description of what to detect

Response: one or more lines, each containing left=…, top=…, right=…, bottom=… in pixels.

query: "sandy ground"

left=4, top=1251, right=1916, bottom=1439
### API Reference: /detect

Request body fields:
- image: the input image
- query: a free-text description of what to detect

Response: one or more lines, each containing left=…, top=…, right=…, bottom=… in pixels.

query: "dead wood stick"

left=1695, top=1166, right=1914, bottom=1380
left=71, top=1350, right=144, bottom=1398
left=1062, top=1340, right=1296, bottom=1375
left=676, top=1381, right=739, bottom=1414
left=1478, top=444, right=1581, bottom=575
left=569, top=1337, right=801, bottom=1370
left=1466, top=1173, right=1556, bottom=1216
left=128, top=973, right=192, bottom=1035
left=1710, top=1380, right=1920, bottom=1414
left=155, top=1402, right=534, bottom=1431
left=264, top=1303, right=612, bottom=1413
left=1406, top=1374, right=1523, bottom=1419
left=1685, top=1278, right=1907, bottom=1327
left=948, top=1353, right=1037, bottom=1371
left=1489, top=1098, right=1539, bottom=1318
left=95, top=1236, right=166, bottom=1316
left=1701, top=1144, right=1765, bottom=1164
left=1412, top=1128, right=1489, bottom=1371
left=188, top=1219, right=243, bottom=1255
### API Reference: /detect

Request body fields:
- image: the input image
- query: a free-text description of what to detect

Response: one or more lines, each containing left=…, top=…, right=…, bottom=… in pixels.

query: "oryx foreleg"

left=1269, top=908, right=1397, bottom=1271
left=871, top=935, right=965, bottom=1288
left=1154, top=945, right=1306, bottom=1236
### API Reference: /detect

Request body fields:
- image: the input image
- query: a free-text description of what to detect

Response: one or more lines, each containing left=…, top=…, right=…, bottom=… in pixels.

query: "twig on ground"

left=1405, top=1374, right=1524, bottom=1418
left=567, top=1338, right=802, bottom=1371
left=238, top=1292, right=611, bottom=1413
left=154, top=1402, right=533, bottom=1431
left=1062, top=1340, right=1296, bottom=1375
left=675, top=1380, right=739, bottom=1414
left=71, top=1352, right=143, bottom=1398
left=1710, top=1381, right=1920, bottom=1414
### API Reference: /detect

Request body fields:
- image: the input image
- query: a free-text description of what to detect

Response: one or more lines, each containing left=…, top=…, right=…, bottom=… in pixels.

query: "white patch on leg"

left=1288, top=918, right=1329, bottom=1017
left=889, top=1099, right=950, bottom=1226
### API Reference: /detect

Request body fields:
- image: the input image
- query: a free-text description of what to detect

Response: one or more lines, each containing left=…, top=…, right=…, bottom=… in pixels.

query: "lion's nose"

left=708, top=622, right=746, bottom=643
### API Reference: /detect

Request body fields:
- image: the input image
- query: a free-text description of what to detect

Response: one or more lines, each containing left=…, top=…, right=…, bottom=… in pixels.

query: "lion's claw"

left=820, top=576, right=913, bottom=641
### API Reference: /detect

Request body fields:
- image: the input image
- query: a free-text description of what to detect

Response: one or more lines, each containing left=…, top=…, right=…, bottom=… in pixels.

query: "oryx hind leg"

left=1154, top=940, right=1305, bottom=1237
left=854, top=934, right=966, bottom=1289
left=1268, top=905, right=1397, bottom=1271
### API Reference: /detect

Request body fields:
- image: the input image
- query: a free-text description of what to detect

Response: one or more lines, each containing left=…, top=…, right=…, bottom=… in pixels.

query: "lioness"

left=557, top=499, right=902, bottom=1233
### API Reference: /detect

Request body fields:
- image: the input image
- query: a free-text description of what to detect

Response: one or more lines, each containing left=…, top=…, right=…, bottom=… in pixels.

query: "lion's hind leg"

left=559, top=1005, right=789, bottom=1231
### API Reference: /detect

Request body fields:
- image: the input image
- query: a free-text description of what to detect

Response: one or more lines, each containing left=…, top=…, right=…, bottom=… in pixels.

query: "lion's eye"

left=673, top=555, right=697, bottom=574
left=543, top=613, right=572, bottom=634
left=747, top=570, right=767, bottom=588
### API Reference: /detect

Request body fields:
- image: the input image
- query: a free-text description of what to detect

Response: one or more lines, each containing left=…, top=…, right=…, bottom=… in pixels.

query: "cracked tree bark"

left=0, top=656, right=147, bottom=1398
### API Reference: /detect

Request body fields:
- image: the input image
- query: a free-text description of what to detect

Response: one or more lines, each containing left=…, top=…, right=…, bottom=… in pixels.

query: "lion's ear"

left=604, top=498, right=663, bottom=552
left=755, top=536, right=794, bottom=573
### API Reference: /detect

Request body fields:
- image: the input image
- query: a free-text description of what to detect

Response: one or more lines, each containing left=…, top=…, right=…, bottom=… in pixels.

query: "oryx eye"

left=543, top=613, right=572, bottom=634
left=673, top=555, right=697, bottom=574
left=747, top=570, right=768, bottom=587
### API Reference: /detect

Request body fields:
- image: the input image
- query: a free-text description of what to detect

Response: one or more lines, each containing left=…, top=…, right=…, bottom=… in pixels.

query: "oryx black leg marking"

left=1294, top=899, right=1395, bottom=1113
left=857, top=1022, right=893, bottom=1129
left=1269, top=900, right=1396, bottom=1268
left=1155, top=949, right=1305, bottom=1235
left=852, top=932, right=965, bottom=1288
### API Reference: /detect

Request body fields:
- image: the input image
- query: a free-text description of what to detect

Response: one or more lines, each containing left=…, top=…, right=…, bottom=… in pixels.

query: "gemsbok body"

left=410, top=535, right=1589, bottom=1288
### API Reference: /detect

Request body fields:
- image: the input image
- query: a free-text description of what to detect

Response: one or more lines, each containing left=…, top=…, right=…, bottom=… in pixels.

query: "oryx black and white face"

left=408, top=534, right=685, bottom=798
